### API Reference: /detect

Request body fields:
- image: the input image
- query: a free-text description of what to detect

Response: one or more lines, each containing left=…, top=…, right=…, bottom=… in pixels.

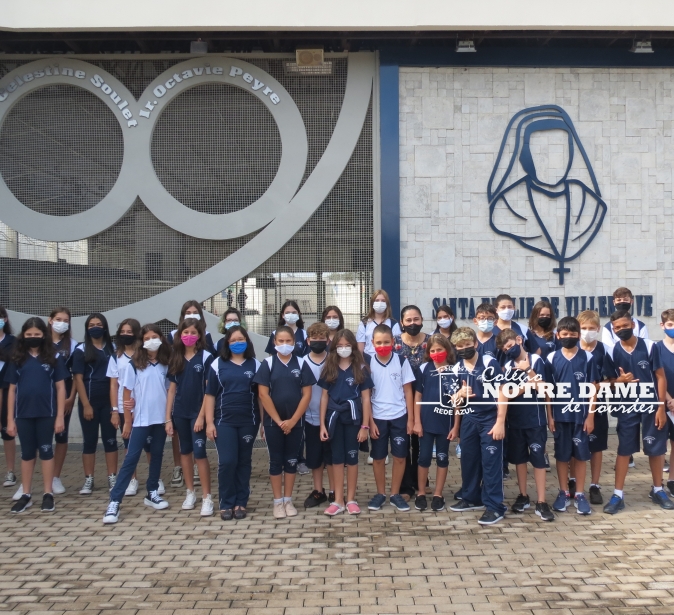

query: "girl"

left=205, top=326, right=260, bottom=521
left=0, top=306, right=17, bottom=489
left=434, top=305, right=458, bottom=340
left=102, top=324, right=171, bottom=523
left=356, top=289, right=401, bottom=356
left=5, top=318, right=67, bottom=513
left=264, top=300, right=308, bottom=357
left=413, top=334, right=457, bottom=512
left=72, top=313, right=117, bottom=495
left=318, top=329, right=373, bottom=515
left=253, top=326, right=316, bottom=518
left=166, top=318, right=214, bottom=516
left=215, top=307, right=245, bottom=355
left=526, top=300, right=558, bottom=358
left=321, top=305, right=345, bottom=343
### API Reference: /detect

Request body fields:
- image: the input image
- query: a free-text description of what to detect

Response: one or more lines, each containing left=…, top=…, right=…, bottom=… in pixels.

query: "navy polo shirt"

left=477, top=335, right=498, bottom=361
left=415, top=361, right=453, bottom=434
left=526, top=330, right=558, bottom=359
left=71, top=344, right=113, bottom=406
left=503, top=353, right=548, bottom=429
left=54, top=338, right=78, bottom=396
left=206, top=357, right=260, bottom=425
left=0, top=334, right=16, bottom=390
left=5, top=355, right=69, bottom=418
left=168, top=350, right=214, bottom=419
left=318, top=364, right=373, bottom=404
left=264, top=328, right=308, bottom=357
left=448, top=355, right=501, bottom=419
left=546, top=348, right=600, bottom=424
left=656, top=341, right=674, bottom=399
left=603, top=338, right=661, bottom=407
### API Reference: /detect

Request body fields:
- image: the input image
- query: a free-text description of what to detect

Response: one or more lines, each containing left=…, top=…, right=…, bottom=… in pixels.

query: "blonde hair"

left=364, top=289, right=393, bottom=323
left=450, top=326, right=477, bottom=346
left=577, top=310, right=600, bottom=328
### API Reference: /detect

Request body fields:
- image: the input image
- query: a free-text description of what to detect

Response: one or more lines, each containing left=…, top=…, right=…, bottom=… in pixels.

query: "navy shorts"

left=173, top=415, right=207, bottom=460
left=265, top=420, right=303, bottom=475
left=330, top=421, right=360, bottom=466
left=616, top=409, right=668, bottom=457
left=304, top=422, right=332, bottom=469
left=588, top=409, right=609, bottom=453
left=16, top=417, right=55, bottom=461
left=371, top=415, right=409, bottom=460
left=507, top=425, right=547, bottom=468
left=553, top=422, right=590, bottom=463
left=418, top=431, right=450, bottom=468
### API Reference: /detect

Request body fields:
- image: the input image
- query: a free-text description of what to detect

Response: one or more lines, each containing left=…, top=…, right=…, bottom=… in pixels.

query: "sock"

left=653, top=485, right=664, bottom=492
left=283, top=496, right=292, bottom=503
left=564, top=491, right=570, bottom=497
left=569, top=477, right=576, bottom=482
left=575, top=492, right=584, bottom=498
left=614, top=489, right=623, bottom=498
left=44, top=492, right=53, bottom=497
left=273, top=498, right=283, bottom=505
left=590, top=483, right=599, bottom=488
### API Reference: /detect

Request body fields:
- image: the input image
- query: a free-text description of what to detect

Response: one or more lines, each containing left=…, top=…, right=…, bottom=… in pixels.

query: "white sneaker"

left=79, top=475, right=94, bottom=495
left=193, top=464, right=200, bottom=487
left=102, top=501, right=120, bottom=524
left=108, top=473, right=117, bottom=491
left=12, top=484, right=24, bottom=501
left=171, top=466, right=184, bottom=487
left=52, top=477, right=65, bottom=495
left=4, top=471, right=16, bottom=487
left=182, top=489, right=197, bottom=510
left=385, top=455, right=390, bottom=465
left=157, top=479, right=165, bottom=495
left=125, top=478, right=138, bottom=496
left=200, top=494, right=214, bottom=517
left=367, top=456, right=373, bottom=465
left=144, top=490, right=169, bottom=510
left=297, top=462, right=310, bottom=475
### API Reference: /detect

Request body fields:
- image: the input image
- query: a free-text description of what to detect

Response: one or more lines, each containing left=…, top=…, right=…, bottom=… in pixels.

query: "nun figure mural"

left=488, top=105, right=607, bottom=284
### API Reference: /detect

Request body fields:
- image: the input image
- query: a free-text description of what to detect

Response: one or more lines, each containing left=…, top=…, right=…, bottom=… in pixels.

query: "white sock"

left=273, top=498, right=283, bottom=505
left=614, top=489, right=624, bottom=498
left=590, top=483, right=599, bottom=488
left=283, top=496, right=292, bottom=503
left=653, top=485, right=664, bottom=492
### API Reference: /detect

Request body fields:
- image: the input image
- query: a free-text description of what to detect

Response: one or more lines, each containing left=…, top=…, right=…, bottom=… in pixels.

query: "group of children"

left=2, top=285, right=673, bottom=525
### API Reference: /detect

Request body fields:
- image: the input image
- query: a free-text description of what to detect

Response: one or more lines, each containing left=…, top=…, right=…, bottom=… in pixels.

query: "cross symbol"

left=553, top=266, right=570, bottom=285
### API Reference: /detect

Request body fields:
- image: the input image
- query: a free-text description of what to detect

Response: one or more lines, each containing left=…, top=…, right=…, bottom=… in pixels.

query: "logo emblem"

left=107, top=438, right=116, bottom=446
left=346, top=377, right=355, bottom=386
left=193, top=364, right=203, bottom=372
left=195, top=439, right=205, bottom=448
left=41, top=363, right=50, bottom=371
left=437, top=453, right=447, bottom=461
left=486, top=446, right=497, bottom=455
left=572, top=437, right=582, bottom=445
left=393, top=436, right=406, bottom=445
left=638, top=360, right=650, bottom=370
left=348, top=449, right=358, bottom=458
left=287, top=458, right=297, bottom=466
left=40, top=444, right=51, bottom=452
left=529, top=443, right=542, bottom=452
left=574, top=372, right=585, bottom=381
left=244, top=371, right=254, bottom=378
left=644, top=436, right=656, bottom=444
left=243, top=434, right=254, bottom=443
left=291, top=369, right=301, bottom=378
left=588, top=434, right=596, bottom=441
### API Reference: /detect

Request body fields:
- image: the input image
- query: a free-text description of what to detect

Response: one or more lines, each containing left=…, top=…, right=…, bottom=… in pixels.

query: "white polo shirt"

left=121, top=361, right=169, bottom=427
left=367, top=354, right=415, bottom=421
left=357, top=318, right=402, bottom=356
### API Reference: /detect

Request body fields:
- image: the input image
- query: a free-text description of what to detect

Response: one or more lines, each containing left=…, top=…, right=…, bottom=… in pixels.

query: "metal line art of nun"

left=487, top=105, right=607, bottom=284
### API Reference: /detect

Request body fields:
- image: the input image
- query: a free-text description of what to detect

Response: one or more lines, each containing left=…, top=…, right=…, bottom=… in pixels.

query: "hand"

left=407, top=420, right=414, bottom=436
left=64, top=398, right=75, bottom=416
left=617, top=367, right=639, bottom=384
left=656, top=407, right=667, bottom=430
left=83, top=404, right=94, bottom=420
left=5, top=423, right=16, bottom=438
left=259, top=425, right=265, bottom=440
left=279, top=419, right=294, bottom=435
left=320, top=426, right=329, bottom=441
left=193, top=415, right=205, bottom=433
left=123, top=398, right=135, bottom=412
left=122, top=421, right=132, bottom=440
left=458, top=380, right=475, bottom=400
left=357, top=427, right=369, bottom=443
left=448, top=426, right=459, bottom=441
left=516, top=357, right=531, bottom=372
left=488, top=420, right=505, bottom=441
left=370, top=420, right=380, bottom=440
left=583, top=416, right=594, bottom=435
left=206, top=423, right=216, bottom=441
left=548, top=417, right=555, bottom=433
left=413, top=422, right=423, bottom=437
left=165, top=421, right=174, bottom=437
left=54, top=417, right=65, bottom=435
left=110, top=412, right=120, bottom=429
left=667, top=398, right=674, bottom=412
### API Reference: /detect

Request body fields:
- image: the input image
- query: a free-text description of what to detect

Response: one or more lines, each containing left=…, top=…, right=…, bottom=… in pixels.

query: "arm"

left=413, top=390, right=423, bottom=437
left=404, top=382, right=414, bottom=435
left=54, top=380, right=66, bottom=434
left=488, top=391, right=507, bottom=440
left=204, top=394, right=216, bottom=440
left=281, top=385, right=311, bottom=434
left=65, top=379, right=76, bottom=415
left=655, top=368, right=668, bottom=429
left=5, top=384, right=16, bottom=437
left=121, top=387, right=133, bottom=439
left=109, top=377, right=120, bottom=428
left=258, top=385, right=282, bottom=428
left=448, top=411, right=461, bottom=441
left=73, top=374, right=93, bottom=420
left=359, top=388, right=372, bottom=443
left=319, top=388, right=329, bottom=441
left=165, top=382, right=176, bottom=436
left=357, top=342, right=366, bottom=355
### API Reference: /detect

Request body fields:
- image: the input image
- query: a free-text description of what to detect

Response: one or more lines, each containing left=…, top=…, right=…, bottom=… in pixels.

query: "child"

left=264, top=300, right=309, bottom=357
left=0, top=306, right=17, bottom=488
left=321, top=305, right=345, bottom=343
left=433, top=305, right=458, bottom=341
left=601, top=287, right=650, bottom=345
left=448, top=327, right=507, bottom=525
left=72, top=313, right=117, bottom=495
left=366, top=324, right=415, bottom=512
left=658, top=309, right=674, bottom=496
left=493, top=294, right=530, bottom=341
left=204, top=326, right=260, bottom=521
left=357, top=289, right=402, bottom=357
left=413, top=334, right=457, bottom=512
left=602, top=309, right=672, bottom=514
left=473, top=303, right=499, bottom=361
left=215, top=307, right=245, bottom=354
left=5, top=317, right=67, bottom=513
left=319, top=329, right=373, bottom=515
left=254, top=326, right=316, bottom=518
left=166, top=318, right=214, bottom=516
left=302, top=322, right=335, bottom=509
left=546, top=316, right=598, bottom=515
left=526, top=300, right=558, bottom=358
left=496, top=329, right=553, bottom=521
left=102, top=325, right=171, bottom=523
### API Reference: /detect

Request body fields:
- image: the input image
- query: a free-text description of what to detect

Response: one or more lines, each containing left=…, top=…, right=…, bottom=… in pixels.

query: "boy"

left=602, top=309, right=673, bottom=514
left=493, top=294, right=530, bottom=340
left=546, top=316, right=598, bottom=515
left=658, top=309, right=674, bottom=496
left=366, top=324, right=416, bottom=512
left=601, top=287, right=649, bottom=345
left=302, top=322, right=334, bottom=509
left=496, top=329, right=554, bottom=521
left=448, top=327, right=507, bottom=525
left=474, top=303, right=499, bottom=361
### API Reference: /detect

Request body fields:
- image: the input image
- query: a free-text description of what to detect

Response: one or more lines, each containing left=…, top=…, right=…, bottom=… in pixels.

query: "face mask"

left=372, top=301, right=387, bottom=314
left=437, top=318, right=452, bottom=329
left=497, top=308, right=515, bottom=321
left=537, top=317, right=552, bottom=329
left=283, top=313, right=300, bottom=325
left=505, top=344, right=521, bottom=361
left=614, top=302, right=631, bottom=311
left=429, top=350, right=447, bottom=364
left=184, top=313, right=201, bottom=321
left=229, top=341, right=248, bottom=354
left=477, top=319, right=494, bottom=333
left=88, top=326, right=105, bottom=339
left=374, top=344, right=393, bottom=357
left=309, top=341, right=327, bottom=354
left=580, top=330, right=598, bottom=343
left=336, top=346, right=352, bottom=358
left=181, top=334, right=199, bottom=347
left=456, top=347, right=476, bottom=360
left=559, top=337, right=579, bottom=349
left=25, top=337, right=43, bottom=348
left=0, top=319, right=5, bottom=329
left=324, top=318, right=340, bottom=330
left=225, top=321, right=240, bottom=330
left=615, top=328, right=634, bottom=342
left=664, top=328, right=674, bottom=339
left=117, top=334, right=136, bottom=347
left=275, top=344, right=294, bottom=356
left=143, top=338, right=162, bottom=351
left=51, top=321, right=69, bottom=334
left=403, top=323, right=423, bottom=336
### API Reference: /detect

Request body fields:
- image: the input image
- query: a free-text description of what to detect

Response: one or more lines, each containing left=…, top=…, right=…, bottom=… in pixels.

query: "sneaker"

left=431, top=496, right=446, bottom=512
left=390, top=494, right=410, bottom=511
left=157, top=479, right=165, bottom=495
left=3, top=471, right=16, bottom=487
left=41, top=493, right=55, bottom=513
left=552, top=489, right=569, bottom=512
left=328, top=491, right=335, bottom=503
left=603, top=494, right=625, bottom=515
left=125, top=478, right=138, bottom=496
left=284, top=500, right=298, bottom=517
left=220, top=509, right=234, bottom=521
left=544, top=453, right=550, bottom=471
left=297, top=462, right=310, bottom=475
left=346, top=501, right=361, bottom=515
left=629, top=455, right=635, bottom=468
left=108, top=473, right=117, bottom=491
left=415, top=494, right=428, bottom=511
left=589, top=485, right=603, bottom=505
left=503, top=468, right=511, bottom=481
left=385, top=455, right=390, bottom=465
left=234, top=508, right=246, bottom=520
left=102, top=501, right=120, bottom=524
left=367, top=456, right=373, bottom=465
left=171, top=466, right=184, bottom=487
left=535, top=502, right=554, bottom=522
left=453, top=488, right=463, bottom=501
left=649, top=487, right=674, bottom=510
left=665, top=462, right=670, bottom=473
left=144, top=490, right=169, bottom=510
left=200, top=494, right=214, bottom=517
left=574, top=493, right=592, bottom=515
left=568, top=478, right=576, bottom=499
left=324, top=503, right=344, bottom=516
left=667, top=480, right=674, bottom=497
left=273, top=501, right=286, bottom=518
left=193, top=464, right=200, bottom=487
left=449, top=499, right=485, bottom=512
left=79, top=475, right=94, bottom=495
left=182, top=489, right=197, bottom=510
left=10, top=494, right=32, bottom=514
left=478, top=510, right=504, bottom=525
left=368, top=493, right=387, bottom=511
left=52, top=477, right=65, bottom=495
left=304, top=489, right=327, bottom=509
left=12, top=484, right=24, bottom=501
left=456, top=443, right=461, bottom=459
left=511, top=494, right=530, bottom=513
left=432, top=444, right=437, bottom=459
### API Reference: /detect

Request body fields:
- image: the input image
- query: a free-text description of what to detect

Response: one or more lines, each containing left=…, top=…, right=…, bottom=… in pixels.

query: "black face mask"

left=537, top=317, right=552, bottom=329
left=88, top=326, right=105, bottom=339
left=403, top=324, right=423, bottom=337
left=559, top=337, right=579, bottom=349
left=308, top=341, right=328, bottom=354
left=117, top=334, right=136, bottom=347
left=615, top=328, right=634, bottom=342
left=457, top=347, right=476, bottom=360
left=614, top=301, right=631, bottom=311
left=25, top=337, right=43, bottom=348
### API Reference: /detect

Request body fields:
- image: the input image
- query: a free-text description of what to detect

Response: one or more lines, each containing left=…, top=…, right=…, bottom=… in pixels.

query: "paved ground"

left=1, top=435, right=674, bottom=614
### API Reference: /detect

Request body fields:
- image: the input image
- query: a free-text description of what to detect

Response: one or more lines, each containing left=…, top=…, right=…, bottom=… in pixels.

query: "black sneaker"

left=544, top=453, right=551, bottom=472
left=668, top=480, right=674, bottom=497
left=503, top=469, right=511, bottom=480
left=415, top=495, right=427, bottom=511
left=568, top=478, right=576, bottom=499
left=304, top=489, right=327, bottom=508
left=11, top=494, right=32, bottom=514
left=511, top=494, right=530, bottom=513
left=449, top=499, right=484, bottom=512
left=589, top=485, right=603, bottom=505
left=328, top=491, right=335, bottom=503
left=41, top=493, right=55, bottom=513
left=431, top=496, right=445, bottom=512
left=649, top=487, right=674, bottom=510
left=535, top=502, right=554, bottom=522
left=478, top=510, right=504, bottom=525
left=629, top=455, right=635, bottom=468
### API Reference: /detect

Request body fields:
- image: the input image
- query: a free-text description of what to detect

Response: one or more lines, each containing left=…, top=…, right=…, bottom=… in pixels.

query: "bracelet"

left=165, top=420, right=172, bottom=424
left=360, top=425, right=370, bottom=430
left=112, top=406, right=118, bottom=412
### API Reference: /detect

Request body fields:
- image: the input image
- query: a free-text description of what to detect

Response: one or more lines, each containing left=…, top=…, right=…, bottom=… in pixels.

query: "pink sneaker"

left=324, top=503, right=344, bottom=516
left=346, top=501, right=361, bottom=515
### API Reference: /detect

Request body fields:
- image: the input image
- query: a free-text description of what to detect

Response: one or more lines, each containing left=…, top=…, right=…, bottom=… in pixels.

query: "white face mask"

left=324, top=318, right=340, bottom=330
left=372, top=301, right=387, bottom=314
left=580, top=330, right=598, bottom=343
left=477, top=319, right=494, bottom=333
left=497, top=308, right=515, bottom=322
left=336, top=346, right=352, bottom=358
left=283, top=313, right=300, bottom=325
left=184, top=313, right=201, bottom=321
left=143, top=338, right=162, bottom=351
left=437, top=317, right=452, bottom=329
left=51, top=321, right=69, bottom=334
left=275, top=344, right=294, bottom=356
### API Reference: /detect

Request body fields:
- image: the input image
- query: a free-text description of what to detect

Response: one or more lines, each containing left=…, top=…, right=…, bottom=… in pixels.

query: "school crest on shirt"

left=41, top=363, right=50, bottom=372
left=346, top=377, right=355, bottom=386
left=244, top=371, right=254, bottom=378
left=574, top=372, right=585, bottom=381
left=193, top=364, right=204, bottom=372
left=291, top=369, right=301, bottom=378
left=638, top=360, right=650, bottom=370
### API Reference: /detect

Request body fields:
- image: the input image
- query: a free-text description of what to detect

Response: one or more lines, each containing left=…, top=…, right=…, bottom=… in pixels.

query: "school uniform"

left=545, top=349, right=600, bottom=463
left=264, top=327, right=308, bottom=357
left=0, top=333, right=16, bottom=442
left=656, top=340, right=674, bottom=441
left=477, top=335, right=498, bottom=361
left=603, top=338, right=665, bottom=457
left=53, top=338, right=77, bottom=446
left=503, top=354, right=548, bottom=469
left=601, top=318, right=649, bottom=346
left=109, top=361, right=170, bottom=502
left=106, top=353, right=147, bottom=452
left=587, top=342, right=610, bottom=454
left=206, top=356, right=260, bottom=510
left=415, top=362, right=453, bottom=469
left=304, top=356, right=331, bottom=470
left=167, top=329, right=216, bottom=356
left=5, top=355, right=68, bottom=461
left=526, top=330, right=559, bottom=359
left=449, top=355, right=506, bottom=516
left=168, top=350, right=214, bottom=460
left=252, top=354, right=316, bottom=475
left=356, top=318, right=402, bottom=357
left=318, top=365, right=373, bottom=466
left=365, top=353, right=415, bottom=460
left=72, top=344, right=117, bottom=454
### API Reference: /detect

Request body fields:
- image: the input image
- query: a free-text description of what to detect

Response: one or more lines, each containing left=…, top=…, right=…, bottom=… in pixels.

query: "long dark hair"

left=0, top=305, right=12, bottom=336
left=83, top=313, right=114, bottom=363
left=218, top=325, right=256, bottom=361
left=48, top=307, right=73, bottom=359
left=13, top=317, right=56, bottom=367
left=114, top=318, right=141, bottom=358
left=179, top=299, right=205, bottom=323
left=133, top=324, right=171, bottom=370
left=321, top=305, right=344, bottom=331
left=276, top=300, right=305, bottom=329
left=320, top=329, right=370, bottom=385
left=435, top=304, right=458, bottom=336
left=168, top=318, right=207, bottom=375
left=529, top=300, right=556, bottom=341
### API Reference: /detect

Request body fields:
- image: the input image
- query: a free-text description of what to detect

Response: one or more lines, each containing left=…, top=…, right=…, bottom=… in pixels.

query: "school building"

left=1, top=2, right=674, bottom=345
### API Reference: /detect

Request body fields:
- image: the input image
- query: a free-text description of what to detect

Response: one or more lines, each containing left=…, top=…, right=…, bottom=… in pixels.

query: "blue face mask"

left=225, top=321, right=240, bottom=330
left=229, top=341, right=247, bottom=354
left=0, top=319, right=5, bottom=329
left=664, top=328, right=674, bottom=339
left=505, top=344, right=521, bottom=361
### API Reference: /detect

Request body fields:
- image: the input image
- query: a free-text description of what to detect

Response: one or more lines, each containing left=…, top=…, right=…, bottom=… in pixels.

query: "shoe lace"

left=609, top=494, right=622, bottom=505
left=149, top=490, right=160, bottom=501
left=106, top=501, right=119, bottom=515
left=655, top=490, right=668, bottom=500
left=84, top=476, right=93, bottom=487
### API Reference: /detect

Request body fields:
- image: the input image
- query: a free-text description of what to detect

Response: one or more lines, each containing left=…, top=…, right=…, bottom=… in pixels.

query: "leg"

left=614, top=416, right=640, bottom=491
left=614, top=456, right=630, bottom=490
left=234, top=424, right=257, bottom=509
left=516, top=463, right=528, bottom=497
left=389, top=416, right=410, bottom=496
left=417, top=433, right=433, bottom=498
left=78, top=401, right=98, bottom=476
left=330, top=421, right=347, bottom=506
left=370, top=418, right=390, bottom=495
left=574, top=458, right=587, bottom=494
left=591, top=452, right=603, bottom=485
left=372, top=459, right=386, bottom=495
left=390, top=457, right=406, bottom=495
left=342, top=423, right=360, bottom=503
left=109, top=426, right=149, bottom=503
left=174, top=416, right=195, bottom=490
left=191, top=417, right=211, bottom=495
left=346, top=464, right=359, bottom=503
left=459, top=418, right=483, bottom=505
left=332, top=462, right=346, bottom=506
left=1, top=390, right=16, bottom=474
left=434, top=434, right=450, bottom=497
left=99, top=406, right=119, bottom=476
left=214, top=423, right=238, bottom=510
left=304, top=423, right=325, bottom=492
left=146, top=424, right=167, bottom=494
left=265, top=422, right=285, bottom=499
left=15, top=418, right=37, bottom=494
left=21, top=459, right=36, bottom=494
left=479, top=422, right=506, bottom=515
left=172, top=432, right=181, bottom=466
left=281, top=423, right=303, bottom=498
left=53, top=411, right=71, bottom=479
left=534, top=468, right=547, bottom=503
left=36, top=417, right=56, bottom=494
